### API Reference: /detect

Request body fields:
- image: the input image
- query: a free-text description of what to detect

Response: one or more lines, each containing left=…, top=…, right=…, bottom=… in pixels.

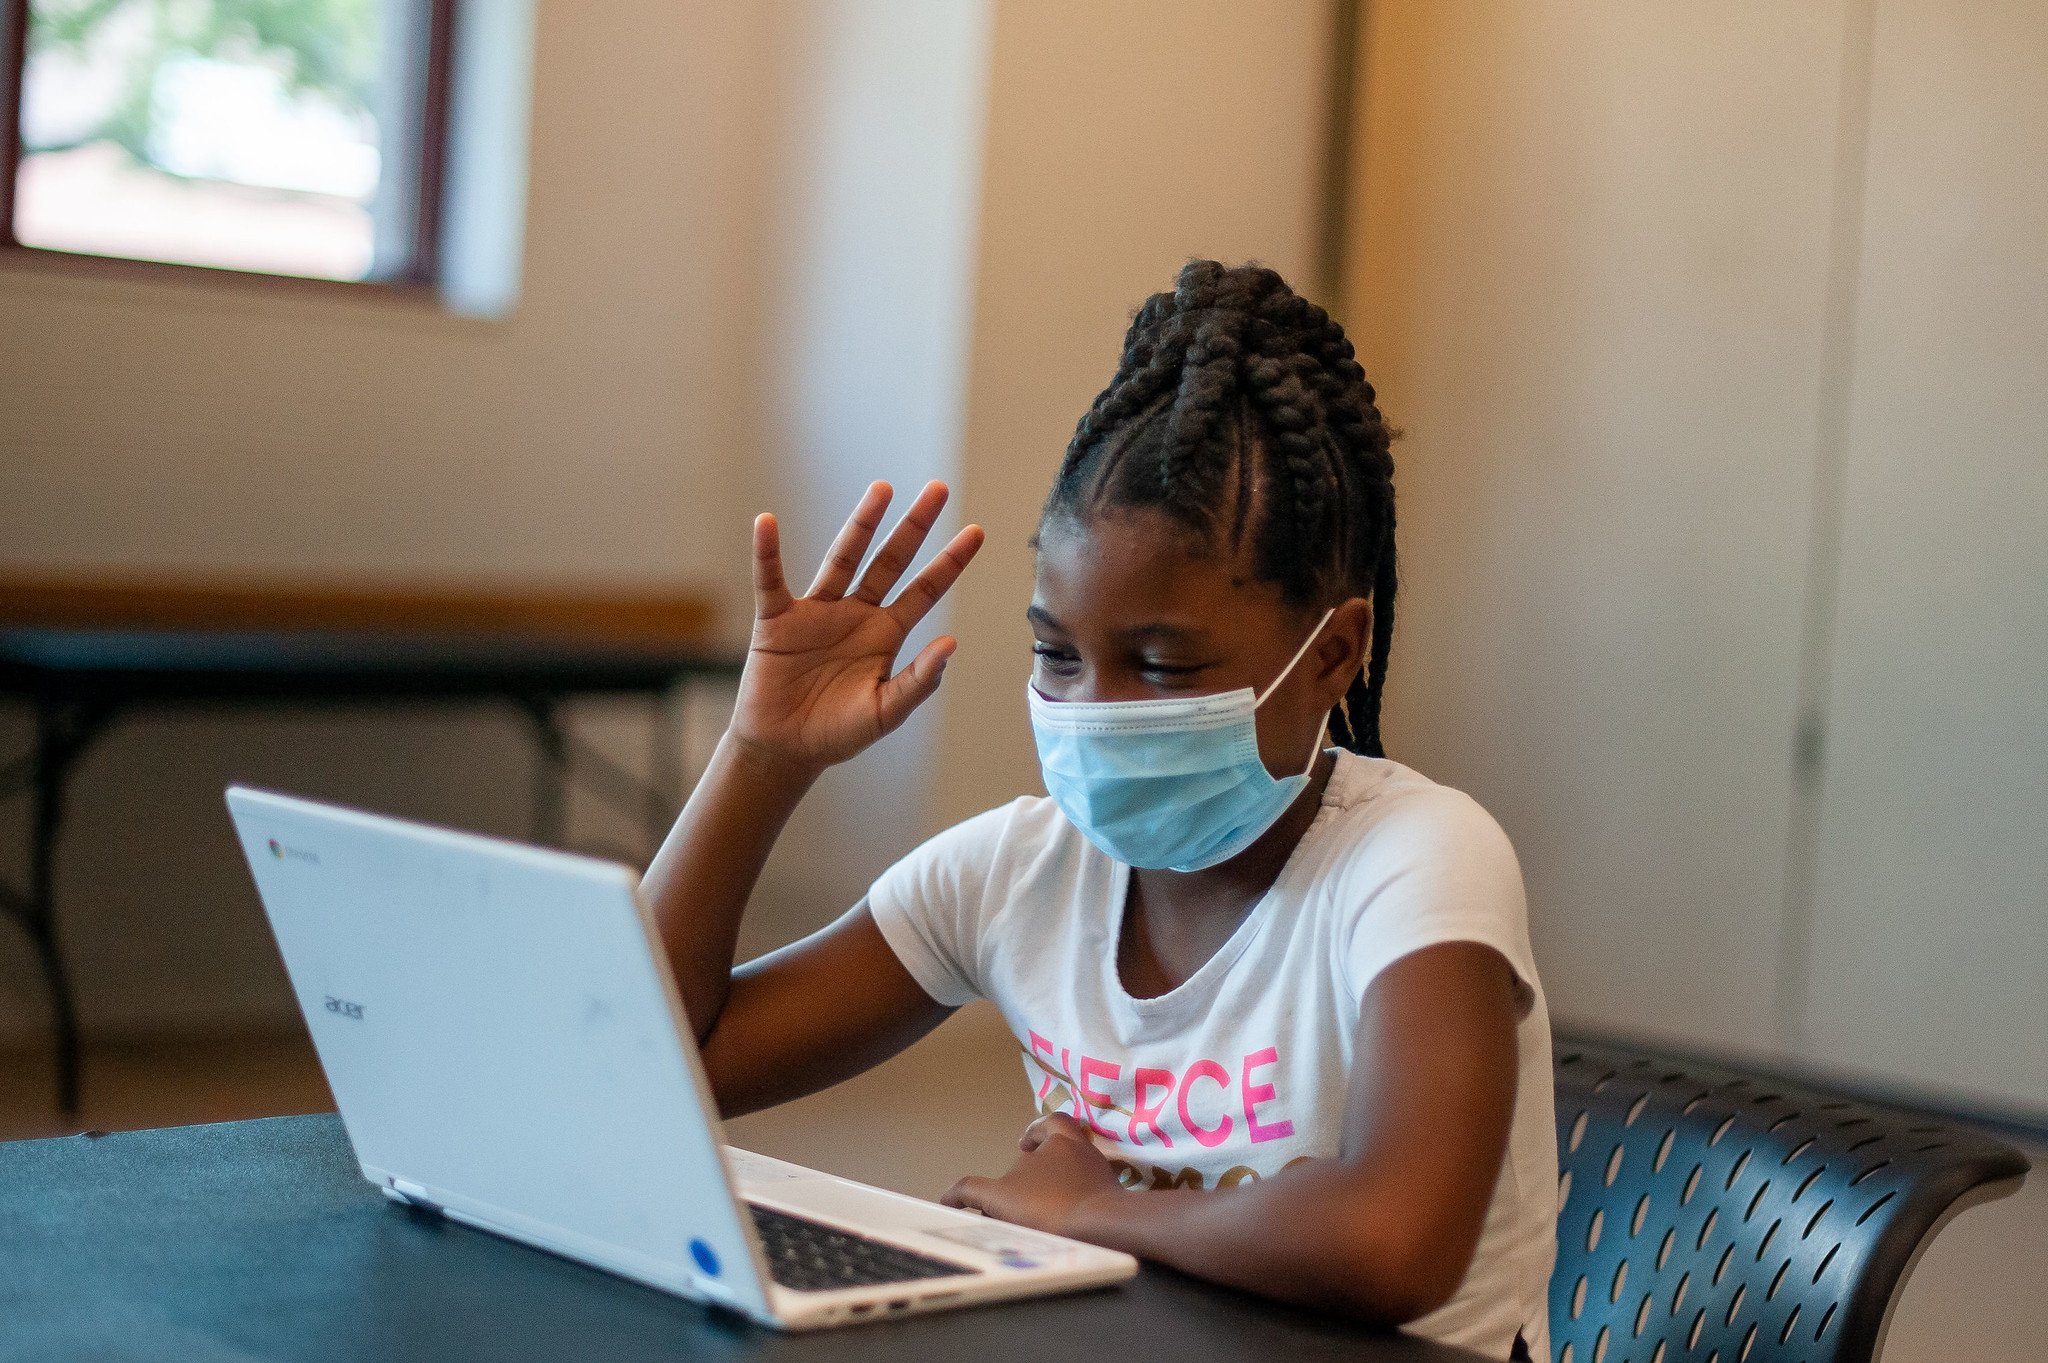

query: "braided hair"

left=1041, top=260, right=1398, bottom=757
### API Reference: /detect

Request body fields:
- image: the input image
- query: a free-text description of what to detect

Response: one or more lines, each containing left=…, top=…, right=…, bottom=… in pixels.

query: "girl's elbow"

left=1326, top=1226, right=1471, bottom=1325
left=1375, top=1255, right=1466, bottom=1325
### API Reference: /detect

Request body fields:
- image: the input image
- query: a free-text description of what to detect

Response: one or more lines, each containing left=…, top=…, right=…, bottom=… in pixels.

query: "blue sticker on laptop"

left=690, top=1238, right=721, bottom=1276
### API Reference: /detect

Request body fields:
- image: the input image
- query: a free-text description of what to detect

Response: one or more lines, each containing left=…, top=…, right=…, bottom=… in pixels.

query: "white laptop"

left=225, top=786, right=1136, bottom=1330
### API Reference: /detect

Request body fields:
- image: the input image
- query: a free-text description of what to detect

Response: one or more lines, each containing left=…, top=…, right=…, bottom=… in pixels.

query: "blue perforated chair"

left=1548, top=1037, right=2029, bottom=1363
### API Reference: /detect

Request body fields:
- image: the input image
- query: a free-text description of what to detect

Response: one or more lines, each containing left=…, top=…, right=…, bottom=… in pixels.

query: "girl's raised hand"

left=733, top=481, right=983, bottom=775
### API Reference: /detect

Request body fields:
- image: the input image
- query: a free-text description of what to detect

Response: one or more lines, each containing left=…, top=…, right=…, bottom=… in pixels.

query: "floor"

left=4, top=1008, right=2042, bottom=1360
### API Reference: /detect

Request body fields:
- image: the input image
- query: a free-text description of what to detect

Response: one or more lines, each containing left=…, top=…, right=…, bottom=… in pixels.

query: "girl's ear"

left=1313, top=597, right=1375, bottom=699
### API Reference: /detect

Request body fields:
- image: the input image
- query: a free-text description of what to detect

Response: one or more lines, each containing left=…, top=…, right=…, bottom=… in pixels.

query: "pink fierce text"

left=1029, top=1030, right=1295, bottom=1149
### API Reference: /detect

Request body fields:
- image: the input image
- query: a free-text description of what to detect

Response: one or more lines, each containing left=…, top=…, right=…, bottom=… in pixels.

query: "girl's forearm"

left=1060, top=1163, right=1458, bottom=1325
left=641, top=731, right=820, bottom=1042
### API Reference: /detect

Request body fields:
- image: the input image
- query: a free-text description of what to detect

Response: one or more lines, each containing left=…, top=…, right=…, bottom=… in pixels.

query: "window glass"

left=14, top=0, right=431, bottom=282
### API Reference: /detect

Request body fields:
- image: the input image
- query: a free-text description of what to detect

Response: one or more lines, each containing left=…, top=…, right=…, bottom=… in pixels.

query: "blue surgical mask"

left=1027, top=608, right=1335, bottom=872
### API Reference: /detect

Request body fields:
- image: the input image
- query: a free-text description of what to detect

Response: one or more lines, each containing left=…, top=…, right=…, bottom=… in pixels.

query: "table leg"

left=8, top=700, right=112, bottom=1116
left=522, top=696, right=567, bottom=848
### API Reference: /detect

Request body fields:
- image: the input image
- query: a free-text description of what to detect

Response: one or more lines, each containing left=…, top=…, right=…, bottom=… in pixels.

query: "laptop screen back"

left=225, top=786, right=767, bottom=1315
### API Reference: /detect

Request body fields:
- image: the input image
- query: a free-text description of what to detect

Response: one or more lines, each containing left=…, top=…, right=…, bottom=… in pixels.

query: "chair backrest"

left=1548, top=1037, right=2028, bottom=1363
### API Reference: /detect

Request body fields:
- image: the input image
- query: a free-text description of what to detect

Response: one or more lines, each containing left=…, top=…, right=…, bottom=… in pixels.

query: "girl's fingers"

left=939, top=1176, right=991, bottom=1211
left=807, top=482, right=893, bottom=601
left=1022, top=1112, right=1085, bottom=1151
left=852, top=480, right=949, bottom=605
left=884, top=524, right=986, bottom=634
left=751, top=513, right=795, bottom=620
left=874, top=636, right=957, bottom=733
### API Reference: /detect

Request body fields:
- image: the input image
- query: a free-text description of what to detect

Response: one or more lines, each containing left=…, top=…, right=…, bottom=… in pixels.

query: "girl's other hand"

left=939, top=1113, right=1124, bottom=1236
left=736, top=481, right=983, bottom=777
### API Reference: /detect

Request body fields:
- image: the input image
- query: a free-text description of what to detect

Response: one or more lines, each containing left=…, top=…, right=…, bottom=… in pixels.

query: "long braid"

left=1354, top=520, right=1397, bottom=757
left=1043, top=261, right=1399, bottom=758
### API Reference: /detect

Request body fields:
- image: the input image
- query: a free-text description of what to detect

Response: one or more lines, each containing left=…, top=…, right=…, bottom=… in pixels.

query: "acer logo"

left=324, top=995, right=365, bottom=1020
left=268, top=839, right=320, bottom=865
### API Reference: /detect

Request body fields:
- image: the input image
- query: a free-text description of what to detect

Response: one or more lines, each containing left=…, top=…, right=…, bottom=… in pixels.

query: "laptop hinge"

left=388, top=1177, right=445, bottom=1216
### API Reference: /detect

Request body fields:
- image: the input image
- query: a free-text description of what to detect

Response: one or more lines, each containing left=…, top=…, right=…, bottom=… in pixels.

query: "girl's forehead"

left=1032, top=510, right=1289, bottom=630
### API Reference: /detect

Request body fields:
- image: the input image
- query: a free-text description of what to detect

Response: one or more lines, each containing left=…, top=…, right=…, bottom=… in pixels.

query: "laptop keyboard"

left=746, top=1203, right=980, bottom=1293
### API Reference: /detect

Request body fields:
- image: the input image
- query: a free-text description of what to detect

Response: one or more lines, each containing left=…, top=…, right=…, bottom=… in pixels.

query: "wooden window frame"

left=0, top=0, right=456, bottom=298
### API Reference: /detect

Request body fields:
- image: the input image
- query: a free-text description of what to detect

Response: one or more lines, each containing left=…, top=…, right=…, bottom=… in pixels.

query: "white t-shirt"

left=868, top=752, right=1557, bottom=1361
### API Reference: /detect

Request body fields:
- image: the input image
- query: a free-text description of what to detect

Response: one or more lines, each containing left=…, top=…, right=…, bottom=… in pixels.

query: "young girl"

left=646, top=262, right=1556, bottom=1361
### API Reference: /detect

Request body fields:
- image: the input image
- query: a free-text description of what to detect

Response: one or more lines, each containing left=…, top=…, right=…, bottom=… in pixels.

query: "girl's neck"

left=1118, top=751, right=1336, bottom=998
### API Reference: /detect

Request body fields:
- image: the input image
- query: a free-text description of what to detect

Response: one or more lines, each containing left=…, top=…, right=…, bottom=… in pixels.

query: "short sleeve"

left=866, top=801, right=1023, bottom=1008
left=1336, top=787, right=1539, bottom=1018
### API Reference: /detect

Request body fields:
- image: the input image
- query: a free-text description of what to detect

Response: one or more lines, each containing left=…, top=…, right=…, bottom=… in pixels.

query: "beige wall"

left=0, top=3, right=780, bottom=595
left=1797, top=0, right=2048, bottom=1110
left=1345, top=0, right=1850, bottom=1054
left=1347, top=0, right=2048, bottom=1113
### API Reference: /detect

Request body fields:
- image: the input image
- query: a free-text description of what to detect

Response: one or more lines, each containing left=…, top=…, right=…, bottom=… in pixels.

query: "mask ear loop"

left=1253, top=607, right=1338, bottom=778
left=1253, top=607, right=1337, bottom=707
left=1298, top=713, right=1329, bottom=777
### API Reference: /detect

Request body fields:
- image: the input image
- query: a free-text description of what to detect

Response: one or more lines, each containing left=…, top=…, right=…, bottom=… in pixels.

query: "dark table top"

left=0, top=1114, right=1485, bottom=1362
left=0, top=627, right=743, bottom=703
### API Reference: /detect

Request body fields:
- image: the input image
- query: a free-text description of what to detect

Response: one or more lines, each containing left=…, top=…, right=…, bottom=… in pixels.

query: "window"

left=1, top=0, right=453, bottom=285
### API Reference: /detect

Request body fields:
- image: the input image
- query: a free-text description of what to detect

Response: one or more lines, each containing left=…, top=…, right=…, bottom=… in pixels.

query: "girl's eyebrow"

left=1120, top=623, right=1208, bottom=643
left=1025, top=605, right=1065, bottom=631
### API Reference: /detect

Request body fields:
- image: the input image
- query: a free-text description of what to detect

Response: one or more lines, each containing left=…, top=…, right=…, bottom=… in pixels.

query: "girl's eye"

left=1032, top=644, right=1079, bottom=670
